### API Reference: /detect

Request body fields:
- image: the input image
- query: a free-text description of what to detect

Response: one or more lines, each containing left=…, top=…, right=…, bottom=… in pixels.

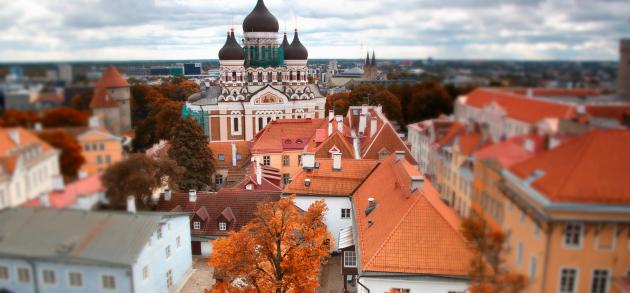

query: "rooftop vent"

left=365, top=198, right=376, bottom=215
left=304, top=178, right=311, bottom=187
left=410, top=176, right=424, bottom=192
left=189, top=189, right=197, bottom=202
left=395, top=150, right=405, bottom=161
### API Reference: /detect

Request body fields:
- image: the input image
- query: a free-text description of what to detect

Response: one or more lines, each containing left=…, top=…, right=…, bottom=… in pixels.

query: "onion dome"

left=242, top=0, right=279, bottom=33
left=284, top=30, right=308, bottom=60
left=218, top=30, right=244, bottom=60
left=281, top=32, right=290, bottom=50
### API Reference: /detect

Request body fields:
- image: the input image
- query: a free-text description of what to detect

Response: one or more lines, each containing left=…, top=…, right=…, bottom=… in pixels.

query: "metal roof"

left=0, top=208, right=187, bottom=266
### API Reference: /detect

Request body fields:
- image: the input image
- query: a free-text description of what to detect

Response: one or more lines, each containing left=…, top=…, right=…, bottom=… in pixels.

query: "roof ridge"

left=363, top=192, right=422, bottom=270
left=548, top=131, right=596, bottom=198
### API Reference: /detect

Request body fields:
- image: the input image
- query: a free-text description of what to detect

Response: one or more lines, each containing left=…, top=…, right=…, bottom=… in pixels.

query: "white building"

left=406, top=116, right=453, bottom=176
left=0, top=128, right=61, bottom=209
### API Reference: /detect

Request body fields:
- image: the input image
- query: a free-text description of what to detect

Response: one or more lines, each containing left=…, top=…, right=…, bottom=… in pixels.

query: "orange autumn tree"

left=208, top=196, right=332, bottom=293
left=461, top=208, right=527, bottom=293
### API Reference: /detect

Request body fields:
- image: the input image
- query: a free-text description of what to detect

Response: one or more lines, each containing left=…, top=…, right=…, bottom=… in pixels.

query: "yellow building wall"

left=254, top=150, right=304, bottom=186
left=79, top=132, right=123, bottom=175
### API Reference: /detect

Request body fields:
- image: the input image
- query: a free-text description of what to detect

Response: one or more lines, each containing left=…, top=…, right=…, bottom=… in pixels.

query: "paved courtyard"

left=179, top=256, right=215, bottom=292
left=318, top=254, right=357, bottom=293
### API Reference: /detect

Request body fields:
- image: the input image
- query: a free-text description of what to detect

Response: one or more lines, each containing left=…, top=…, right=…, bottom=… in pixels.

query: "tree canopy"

left=101, top=154, right=183, bottom=210
left=209, top=196, right=332, bottom=293
left=167, top=118, right=214, bottom=191
left=41, top=107, right=89, bottom=128
left=0, top=110, right=40, bottom=128
left=37, top=130, right=85, bottom=181
left=131, top=88, right=184, bottom=152
left=461, top=209, right=527, bottom=293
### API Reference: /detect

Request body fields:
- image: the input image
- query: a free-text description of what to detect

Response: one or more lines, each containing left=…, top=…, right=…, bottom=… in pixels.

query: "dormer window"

left=246, top=184, right=253, bottom=190
left=219, top=222, right=227, bottom=231
left=193, top=221, right=200, bottom=230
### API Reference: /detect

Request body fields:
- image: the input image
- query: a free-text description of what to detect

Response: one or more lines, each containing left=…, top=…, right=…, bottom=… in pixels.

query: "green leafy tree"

left=101, top=154, right=184, bottom=210
left=167, top=118, right=215, bottom=191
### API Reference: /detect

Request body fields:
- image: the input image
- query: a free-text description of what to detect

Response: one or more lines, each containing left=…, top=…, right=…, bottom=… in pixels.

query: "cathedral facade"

left=183, top=0, right=326, bottom=142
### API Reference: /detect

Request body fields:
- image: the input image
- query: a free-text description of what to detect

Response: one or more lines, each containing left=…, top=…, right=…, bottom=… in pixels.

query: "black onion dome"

left=218, top=30, right=244, bottom=60
left=285, top=30, right=308, bottom=60
left=281, top=32, right=290, bottom=50
left=242, top=0, right=279, bottom=33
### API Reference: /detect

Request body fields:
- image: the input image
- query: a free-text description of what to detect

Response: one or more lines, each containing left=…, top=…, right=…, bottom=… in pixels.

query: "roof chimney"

left=370, top=118, right=378, bottom=137
left=328, top=110, right=335, bottom=122
left=332, top=152, right=342, bottom=171
left=127, top=196, right=136, bottom=213
left=410, top=176, right=424, bottom=192
left=358, top=113, right=367, bottom=135
left=9, top=129, right=19, bottom=145
left=328, top=122, right=333, bottom=136
left=255, top=162, right=262, bottom=185
left=88, top=115, right=100, bottom=128
left=302, top=152, right=315, bottom=169
left=40, top=194, right=50, bottom=207
left=335, top=115, right=344, bottom=132
left=361, top=104, right=369, bottom=115
left=34, top=122, right=42, bottom=131
left=164, top=189, right=172, bottom=201
left=523, top=138, right=535, bottom=153
left=365, top=197, right=377, bottom=215
left=395, top=150, right=405, bottom=161
left=304, top=178, right=311, bottom=187
left=189, top=189, right=197, bottom=202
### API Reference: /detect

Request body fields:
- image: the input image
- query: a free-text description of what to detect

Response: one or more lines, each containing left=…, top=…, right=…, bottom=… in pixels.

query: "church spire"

left=371, top=50, right=376, bottom=66
left=365, top=52, right=370, bottom=66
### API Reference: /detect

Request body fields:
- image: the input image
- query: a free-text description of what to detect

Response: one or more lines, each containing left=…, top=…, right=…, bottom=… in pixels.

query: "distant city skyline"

left=1, top=0, right=629, bottom=62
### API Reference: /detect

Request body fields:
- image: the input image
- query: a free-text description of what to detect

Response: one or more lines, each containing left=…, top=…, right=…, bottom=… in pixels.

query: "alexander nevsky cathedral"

left=183, top=0, right=326, bottom=141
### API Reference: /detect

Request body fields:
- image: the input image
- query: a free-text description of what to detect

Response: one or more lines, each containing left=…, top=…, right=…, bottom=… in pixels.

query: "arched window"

left=233, top=117, right=239, bottom=133
left=248, top=72, right=253, bottom=82
left=268, top=72, right=272, bottom=82
left=297, top=71, right=301, bottom=81
left=258, top=72, right=263, bottom=82
left=276, top=72, right=282, bottom=82
left=258, top=117, right=264, bottom=131
left=267, top=117, right=272, bottom=123
left=232, top=71, right=237, bottom=81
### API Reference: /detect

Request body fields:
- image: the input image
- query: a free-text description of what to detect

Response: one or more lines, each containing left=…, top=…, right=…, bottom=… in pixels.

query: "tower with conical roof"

left=89, top=65, right=131, bottom=134
left=183, top=0, right=324, bottom=142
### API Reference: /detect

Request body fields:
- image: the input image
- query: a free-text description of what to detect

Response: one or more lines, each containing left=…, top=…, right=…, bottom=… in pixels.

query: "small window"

left=591, top=270, right=609, bottom=293
left=176, top=236, right=181, bottom=248
left=215, top=174, right=224, bottom=186
left=218, top=154, right=225, bottom=161
left=282, top=174, right=290, bottom=186
left=343, top=250, right=357, bottom=268
left=0, top=266, right=8, bottom=280
left=529, top=256, right=537, bottom=278
left=157, top=226, right=163, bottom=239
left=42, top=269, right=55, bottom=285
left=236, top=153, right=242, bottom=161
left=516, top=241, right=523, bottom=267
left=560, top=268, right=577, bottom=293
left=341, top=208, right=351, bottom=219
left=102, top=275, right=116, bottom=290
left=219, top=222, right=227, bottom=231
left=17, top=268, right=30, bottom=283
left=282, top=155, right=290, bottom=167
left=96, top=155, right=103, bottom=164
left=84, top=144, right=90, bottom=151
left=69, top=272, right=83, bottom=287
left=167, top=270, right=174, bottom=289
left=564, top=223, right=583, bottom=247
left=99, top=143, right=105, bottom=150
left=142, top=266, right=149, bottom=280
left=166, top=245, right=171, bottom=259
left=263, top=156, right=271, bottom=166
left=105, top=155, right=111, bottom=164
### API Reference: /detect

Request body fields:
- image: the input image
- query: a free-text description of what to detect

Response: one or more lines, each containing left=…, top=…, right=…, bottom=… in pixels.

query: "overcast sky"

left=1, top=0, right=629, bottom=62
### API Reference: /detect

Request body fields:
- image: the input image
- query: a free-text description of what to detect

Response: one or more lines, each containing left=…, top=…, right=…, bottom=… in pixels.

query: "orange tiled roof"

left=284, top=159, right=379, bottom=196
left=464, top=88, right=577, bottom=123
left=362, top=122, right=416, bottom=164
left=0, top=128, right=52, bottom=155
left=96, top=65, right=129, bottom=88
left=353, top=155, right=473, bottom=275
left=585, top=104, right=630, bottom=123
left=208, top=141, right=251, bottom=170
left=474, top=135, right=547, bottom=168
left=251, top=119, right=326, bottom=153
left=435, top=122, right=464, bottom=147
left=504, top=88, right=602, bottom=97
left=510, top=129, right=630, bottom=204
left=309, top=130, right=355, bottom=159
left=89, top=86, right=119, bottom=109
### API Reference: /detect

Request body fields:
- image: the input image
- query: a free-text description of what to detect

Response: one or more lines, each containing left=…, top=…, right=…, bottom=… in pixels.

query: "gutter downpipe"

left=27, top=259, right=39, bottom=293
left=356, top=277, right=370, bottom=293
left=540, top=224, right=552, bottom=292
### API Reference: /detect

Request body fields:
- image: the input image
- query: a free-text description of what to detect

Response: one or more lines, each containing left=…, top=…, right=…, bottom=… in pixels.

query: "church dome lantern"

left=242, top=0, right=279, bottom=33
left=284, top=30, right=308, bottom=60
left=219, top=30, right=244, bottom=61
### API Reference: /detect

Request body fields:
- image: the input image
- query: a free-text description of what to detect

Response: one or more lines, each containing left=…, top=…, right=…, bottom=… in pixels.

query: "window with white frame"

left=515, top=241, right=523, bottom=267
left=529, top=256, right=537, bottom=278
left=176, top=236, right=181, bottom=248
left=341, top=208, right=351, bottom=219
left=0, top=266, right=8, bottom=280
left=166, top=245, right=171, bottom=259
left=102, top=275, right=116, bottom=290
left=69, top=272, right=83, bottom=287
left=142, top=266, right=149, bottom=280
left=559, top=268, right=577, bottom=293
left=17, top=268, right=29, bottom=283
left=42, top=269, right=55, bottom=285
left=564, top=223, right=583, bottom=247
left=263, top=156, right=271, bottom=166
left=219, top=222, right=227, bottom=231
left=193, top=221, right=200, bottom=230
left=343, top=251, right=357, bottom=268
left=591, top=269, right=609, bottom=293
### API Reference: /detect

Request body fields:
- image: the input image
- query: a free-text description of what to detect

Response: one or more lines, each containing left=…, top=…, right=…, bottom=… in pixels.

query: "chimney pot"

left=304, top=178, right=311, bottom=187
left=302, top=152, right=315, bottom=169
left=370, top=118, right=378, bottom=137
left=189, top=189, right=197, bottom=202
left=127, top=196, right=136, bottom=213
left=328, top=110, right=334, bottom=122
left=164, top=189, right=172, bottom=201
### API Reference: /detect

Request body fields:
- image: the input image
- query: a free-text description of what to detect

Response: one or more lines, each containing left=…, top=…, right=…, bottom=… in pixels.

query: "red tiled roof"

left=504, top=88, right=602, bottom=97
left=251, top=119, right=327, bottom=153
left=284, top=159, right=379, bottom=196
left=510, top=129, right=630, bottom=205
left=474, top=135, right=547, bottom=167
left=309, top=130, right=355, bottom=159
left=97, top=65, right=129, bottom=88
left=435, top=122, right=464, bottom=147
left=155, top=190, right=280, bottom=236
left=208, top=141, right=251, bottom=170
left=464, top=88, right=578, bottom=123
left=353, top=155, right=473, bottom=275
left=585, top=104, right=630, bottom=123
left=89, top=86, right=119, bottom=109
left=362, top=122, right=416, bottom=164
left=0, top=128, right=53, bottom=155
